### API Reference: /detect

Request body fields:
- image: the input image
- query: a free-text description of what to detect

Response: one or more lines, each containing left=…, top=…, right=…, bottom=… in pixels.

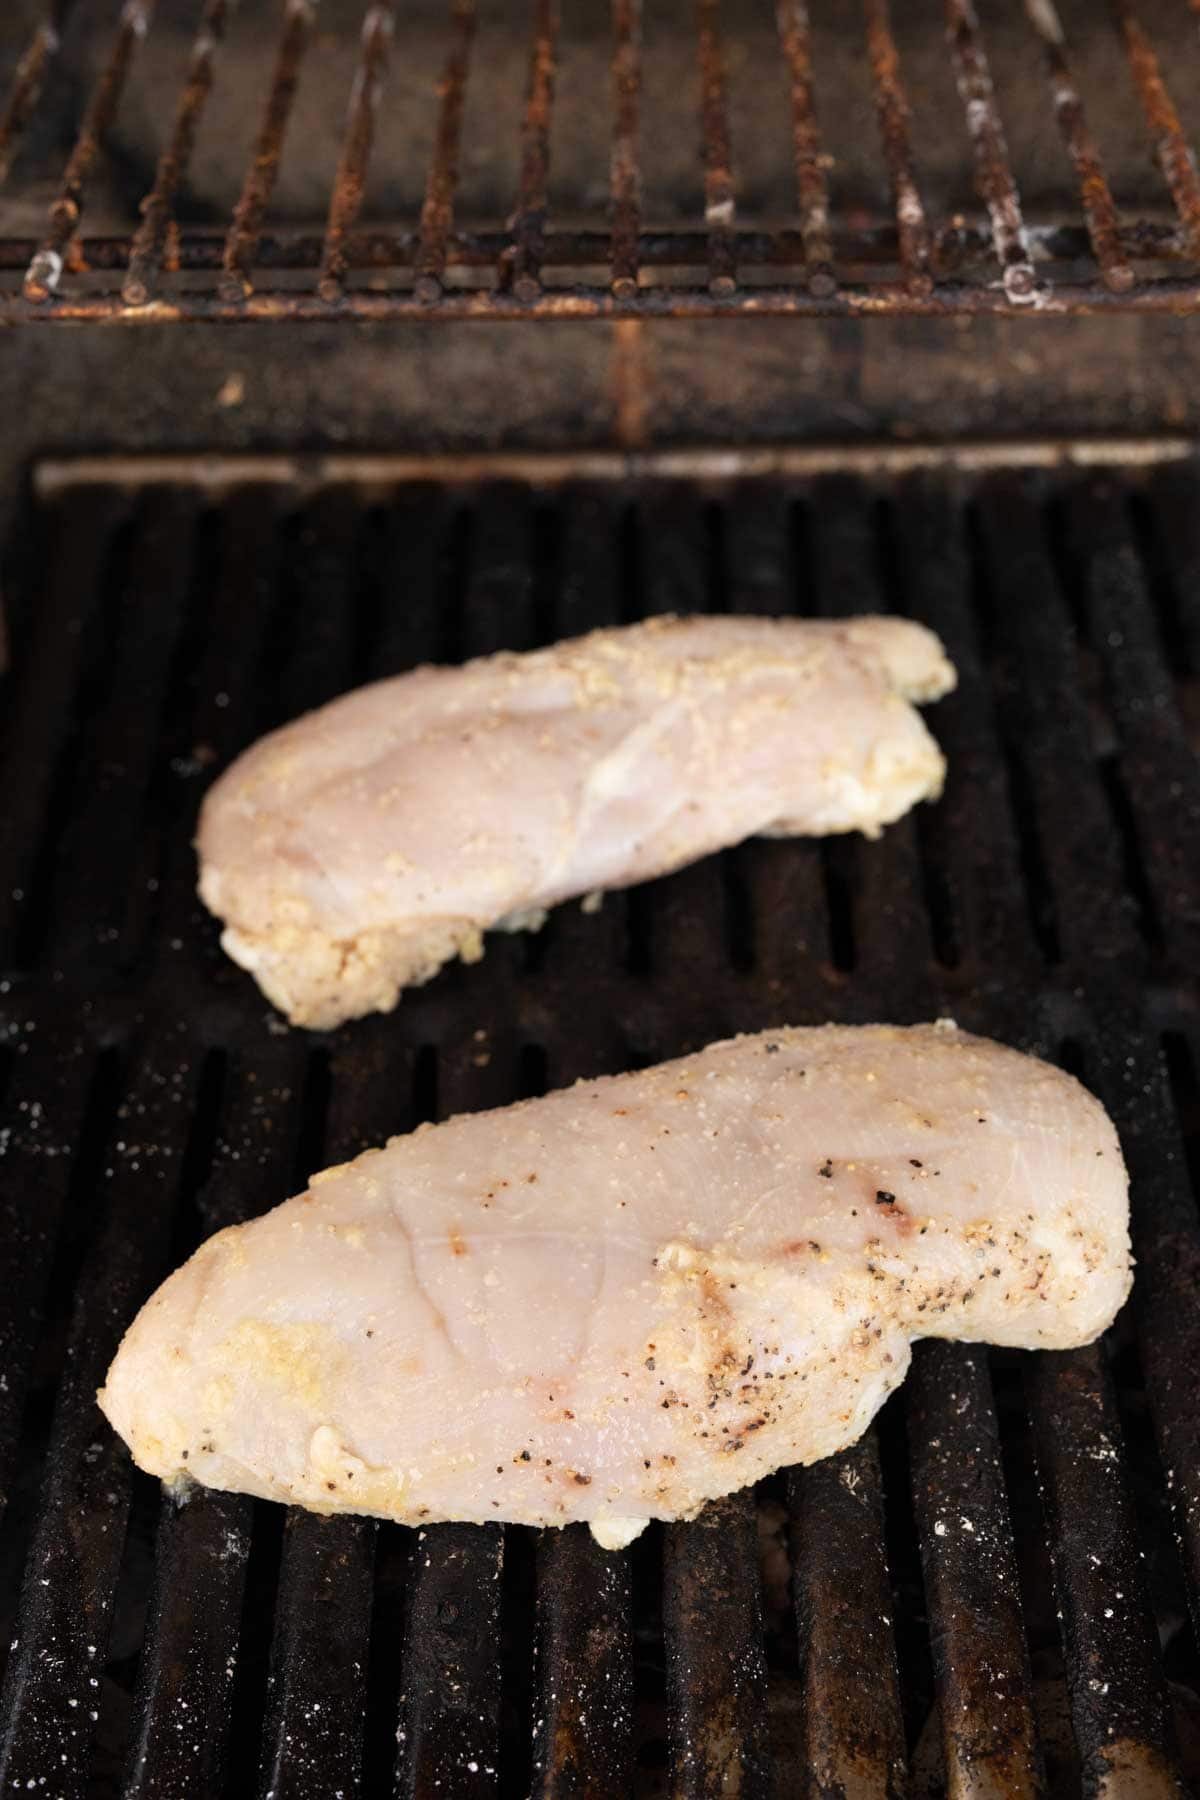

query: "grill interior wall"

left=0, top=461, right=1197, bottom=1796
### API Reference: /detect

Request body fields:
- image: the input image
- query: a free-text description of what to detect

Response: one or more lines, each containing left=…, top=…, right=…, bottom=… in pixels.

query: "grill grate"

left=4, top=3, right=1200, bottom=320
left=0, top=455, right=1198, bottom=1796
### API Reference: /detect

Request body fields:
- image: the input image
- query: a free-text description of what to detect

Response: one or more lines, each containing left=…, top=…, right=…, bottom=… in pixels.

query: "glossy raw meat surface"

left=196, top=615, right=955, bottom=1026
left=100, top=1023, right=1130, bottom=1549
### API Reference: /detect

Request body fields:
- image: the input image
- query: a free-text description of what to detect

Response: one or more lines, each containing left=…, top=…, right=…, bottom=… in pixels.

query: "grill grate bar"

left=220, top=0, right=316, bottom=301
left=789, top=1437, right=906, bottom=1798
left=944, top=0, right=1037, bottom=304
left=1063, top=481, right=1200, bottom=977
left=1, top=219, right=1195, bottom=280
left=907, top=1343, right=1044, bottom=1799
left=1144, top=462, right=1200, bottom=675
left=122, top=0, right=229, bottom=307
left=863, top=0, right=932, bottom=298
left=397, top=1522, right=505, bottom=1797
left=1112, top=0, right=1200, bottom=265
left=974, top=477, right=1138, bottom=970
left=0, top=1036, right=206, bottom=1794
left=532, top=1527, right=634, bottom=1799
left=22, top=0, right=153, bottom=302
left=121, top=1047, right=306, bottom=1800
left=1024, top=0, right=1133, bottom=294
left=1026, top=1341, right=1185, bottom=1795
left=259, top=1514, right=377, bottom=1800
left=889, top=480, right=1036, bottom=978
left=0, top=1, right=73, bottom=188
left=123, top=1486, right=253, bottom=1800
left=414, top=0, right=475, bottom=302
left=609, top=0, right=642, bottom=297
left=663, top=1493, right=768, bottom=1800
left=775, top=1, right=835, bottom=297
left=501, top=0, right=560, bottom=302
left=1097, top=1033, right=1200, bottom=1643
left=38, top=491, right=199, bottom=975
left=319, top=1, right=397, bottom=304
left=1, top=469, right=1198, bottom=1791
left=0, top=487, right=127, bottom=967
left=0, top=1030, right=98, bottom=1526
left=695, top=0, right=735, bottom=297
left=4, top=5, right=1200, bottom=316
left=255, top=1026, right=410, bottom=1800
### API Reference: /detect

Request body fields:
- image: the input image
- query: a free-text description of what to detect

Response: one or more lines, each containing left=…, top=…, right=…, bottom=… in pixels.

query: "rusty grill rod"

left=863, top=0, right=932, bottom=298
left=414, top=0, right=475, bottom=302
left=11, top=275, right=1200, bottom=324
left=500, top=0, right=560, bottom=302
left=0, top=218, right=1188, bottom=279
left=319, top=1, right=397, bottom=303
left=775, top=0, right=835, bottom=297
left=220, top=0, right=316, bottom=302
left=696, top=0, right=735, bottom=296
left=1024, top=0, right=1132, bottom=294
left=123, top=0, right=228, bottom=307
left=944, top=0, right=1037, bottom=304
left=0, top=1, right=74, bottom=187
left=23, top=0, right=155, bottom=302
left=1111, top=0, right=1200, bottom=265
left=609, top=0, right=642, bottom=297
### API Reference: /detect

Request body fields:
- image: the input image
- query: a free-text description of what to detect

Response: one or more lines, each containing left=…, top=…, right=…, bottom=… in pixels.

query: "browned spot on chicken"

left=448, top=1227, right=467, bottom=1258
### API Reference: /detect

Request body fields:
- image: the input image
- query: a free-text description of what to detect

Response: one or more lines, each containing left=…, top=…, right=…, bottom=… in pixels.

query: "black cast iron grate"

left=4, top=1, right=1200, bottom=320
left=0, top=456, right=1198, bottom=1797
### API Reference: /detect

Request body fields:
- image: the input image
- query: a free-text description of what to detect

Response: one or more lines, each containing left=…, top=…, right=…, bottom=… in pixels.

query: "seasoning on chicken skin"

left=196, top=615, right=956, bottom=1027
left=100, top=1023, right=1130, bottom=1550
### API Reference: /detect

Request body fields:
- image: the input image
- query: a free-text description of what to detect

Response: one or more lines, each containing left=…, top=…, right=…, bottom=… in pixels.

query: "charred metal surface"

left=663, top=1491, right=768, bottom=1800
left=1026, top=1348, right=1184, bottom=1795
left=396, top=1525, right=505, bottom=1798
left=790, top=1435, right=906, bottom=1799
left=908, top=1342, right=1044, bottom=1799
left=532, top=1527, right=633, bottom=1799
left=0, top=459, right=1198, bottom=1795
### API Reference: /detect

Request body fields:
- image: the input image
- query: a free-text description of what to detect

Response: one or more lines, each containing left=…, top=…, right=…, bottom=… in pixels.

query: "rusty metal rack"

left=0, top=453, right=1198, bottom=1794
left=4, top=0, right=1200, bottom=321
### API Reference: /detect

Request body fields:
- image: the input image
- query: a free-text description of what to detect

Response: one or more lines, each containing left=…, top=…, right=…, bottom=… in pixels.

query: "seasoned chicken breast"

left=197, top=616, right=955, bottom=1027
left=99, top=1023, right=1129, bottom=1550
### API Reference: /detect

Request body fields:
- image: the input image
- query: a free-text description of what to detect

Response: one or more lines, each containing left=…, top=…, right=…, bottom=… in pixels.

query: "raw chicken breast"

left=99, top=1023, right=1129, bottom=1550
left=197, top=615, right=955, bottom=1027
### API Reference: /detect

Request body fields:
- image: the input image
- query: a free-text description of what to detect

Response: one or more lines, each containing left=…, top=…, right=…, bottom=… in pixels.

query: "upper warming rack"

left=3, top=0, right=1200, bottom=321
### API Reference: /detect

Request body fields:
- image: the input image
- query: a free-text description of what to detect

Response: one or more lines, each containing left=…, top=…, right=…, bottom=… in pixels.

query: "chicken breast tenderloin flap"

left=197, top=615, right=955, bottom=1028
left=100, top=1023, right=1130, bottom=1551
